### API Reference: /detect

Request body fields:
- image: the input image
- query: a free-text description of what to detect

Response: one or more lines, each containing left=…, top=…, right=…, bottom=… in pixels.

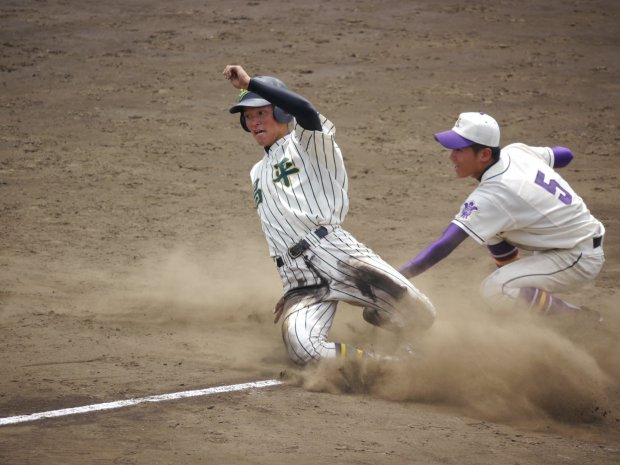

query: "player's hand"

left=273, top=295, right=286, bottom=324
left=223, top=65, right=251, bottom=90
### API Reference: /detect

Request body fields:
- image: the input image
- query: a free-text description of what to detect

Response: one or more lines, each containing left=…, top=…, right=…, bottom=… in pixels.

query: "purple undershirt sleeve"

left=551, top=146, right=573, bottom=168
left=487, top=240, right=519, bottom=267
left=399, top=223, right=469, bottom=278
left=487, top=240, right=516, bottom=256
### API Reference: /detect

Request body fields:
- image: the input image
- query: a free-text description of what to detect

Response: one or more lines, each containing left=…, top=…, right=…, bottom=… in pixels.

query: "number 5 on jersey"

left=534, top=170, right=572, bottom=205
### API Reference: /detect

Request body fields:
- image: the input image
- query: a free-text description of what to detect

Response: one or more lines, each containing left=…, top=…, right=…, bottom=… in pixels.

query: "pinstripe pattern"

left=280, top=226, right=436, bottom=365
left=250, top=115, right=348, bottom=259
left=248, top=115, right=435, bottom=365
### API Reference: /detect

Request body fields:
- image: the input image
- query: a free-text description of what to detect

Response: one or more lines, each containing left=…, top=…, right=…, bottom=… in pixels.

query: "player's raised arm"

left=248, top=76, right=321, bottom=130
left=224, top=64, right=321, bottom=131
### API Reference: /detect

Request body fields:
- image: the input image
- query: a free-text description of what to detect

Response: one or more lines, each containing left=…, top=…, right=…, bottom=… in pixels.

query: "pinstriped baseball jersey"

left=452, top=143, right=605, bottom=251
left=248, top=109, right=436, bottom=364
left=250, top=113, right=348, bottom=259
left=225, top=69, right=436, bottom=365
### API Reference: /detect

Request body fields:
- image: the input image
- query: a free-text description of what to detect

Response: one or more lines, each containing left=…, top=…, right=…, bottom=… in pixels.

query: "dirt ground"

left=1, top=0, right=619, bottom=463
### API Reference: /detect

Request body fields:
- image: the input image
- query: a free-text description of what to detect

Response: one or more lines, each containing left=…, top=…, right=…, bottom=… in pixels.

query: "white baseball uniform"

left=452, top=143, right=605, bottom=307
left=251, top=115, right=436, bottom=365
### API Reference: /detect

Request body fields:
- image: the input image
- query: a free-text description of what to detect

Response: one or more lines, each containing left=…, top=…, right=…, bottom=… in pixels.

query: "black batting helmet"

left=229, top=76, right=293, bottom=132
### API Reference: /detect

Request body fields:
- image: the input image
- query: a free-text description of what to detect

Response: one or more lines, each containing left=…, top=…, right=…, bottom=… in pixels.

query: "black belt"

left=276, top=226, right=329, bottom=268
left=593, top=236, right=602, bottom=248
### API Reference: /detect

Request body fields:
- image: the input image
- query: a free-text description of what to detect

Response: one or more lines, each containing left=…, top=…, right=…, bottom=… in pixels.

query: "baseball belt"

left=276, top=226, right=329, bottom=268
left=593, top=235, right=603, bottom=248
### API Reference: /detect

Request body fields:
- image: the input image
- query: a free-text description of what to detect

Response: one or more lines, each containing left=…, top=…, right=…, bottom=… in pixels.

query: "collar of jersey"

left=264, top=133, right=290, bottom=156
left=479, top=152, right=510, bottom=182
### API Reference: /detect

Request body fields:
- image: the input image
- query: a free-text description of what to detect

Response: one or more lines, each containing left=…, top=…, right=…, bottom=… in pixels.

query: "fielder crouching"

left=223, top=65, right=435, bottom=365
left=400, top=112, right=605, bottom=322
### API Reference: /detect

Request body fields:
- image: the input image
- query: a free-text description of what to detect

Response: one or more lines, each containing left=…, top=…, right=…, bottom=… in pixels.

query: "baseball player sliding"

left=400, top=112, right=605, bottom=321
left=223, top=65, right=435, bottom=365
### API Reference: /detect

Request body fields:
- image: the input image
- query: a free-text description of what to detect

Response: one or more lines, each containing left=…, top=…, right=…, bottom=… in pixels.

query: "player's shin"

left=335, top=343, right=366, bottom=360
left=518, top=287, right=602, bottom=322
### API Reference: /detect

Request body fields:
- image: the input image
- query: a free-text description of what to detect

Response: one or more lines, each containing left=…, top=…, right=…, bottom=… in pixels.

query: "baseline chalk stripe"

left=0, top=378, right=283, bottom=427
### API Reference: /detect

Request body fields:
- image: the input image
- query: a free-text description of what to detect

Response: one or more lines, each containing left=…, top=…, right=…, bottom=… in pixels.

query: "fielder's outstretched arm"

left=399, top=223, right=468, bottom=278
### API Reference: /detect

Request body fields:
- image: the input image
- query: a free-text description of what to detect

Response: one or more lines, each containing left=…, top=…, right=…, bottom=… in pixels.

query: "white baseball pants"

left=276, top=226, right=436, bottom=365
left=479, top=236, right=605, bottom=309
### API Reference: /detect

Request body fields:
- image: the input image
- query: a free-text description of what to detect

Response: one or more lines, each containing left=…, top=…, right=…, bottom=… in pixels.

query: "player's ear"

left=480, top=147, right=493, bottom=161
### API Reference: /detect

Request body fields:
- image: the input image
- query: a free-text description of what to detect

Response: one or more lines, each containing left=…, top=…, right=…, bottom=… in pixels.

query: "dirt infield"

left=1, top=0, right=619, bottom=463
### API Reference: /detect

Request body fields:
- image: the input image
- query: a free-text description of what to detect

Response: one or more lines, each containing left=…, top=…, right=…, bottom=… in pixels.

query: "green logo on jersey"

left=272, top=157, right=300, bottom=187
left=253, top=179, right=263, bottom=208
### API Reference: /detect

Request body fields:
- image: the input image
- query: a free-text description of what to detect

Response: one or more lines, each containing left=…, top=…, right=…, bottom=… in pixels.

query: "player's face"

left=449, top=146, right=488, bottom=179
left=243, top=105, right=288, bottom=147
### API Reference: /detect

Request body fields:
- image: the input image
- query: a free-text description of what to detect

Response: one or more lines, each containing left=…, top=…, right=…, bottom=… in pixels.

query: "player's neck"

left=475, top=159, right=498, bottom=182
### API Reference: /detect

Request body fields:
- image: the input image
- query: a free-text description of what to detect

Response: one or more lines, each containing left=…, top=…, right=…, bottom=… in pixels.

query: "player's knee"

left=479, top=274, right=520, bottom=310
left=479, top=275, right=503, bottom=303
left=398, top=292, right=437, bottom=330
left=362, top=307, right=383, bottom=326
left=281, top=321, right=319, bottom=366
left=285, top=344, right=316, bottom=365
left=363, top=290, right=436, bottom=331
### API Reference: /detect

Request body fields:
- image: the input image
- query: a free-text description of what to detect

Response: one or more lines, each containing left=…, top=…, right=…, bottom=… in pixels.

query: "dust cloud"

left=80, top=241, right=618, bottom=425
left=86, top=240, right=282, bottom=324
left=293, top=292, right=618, bottom=426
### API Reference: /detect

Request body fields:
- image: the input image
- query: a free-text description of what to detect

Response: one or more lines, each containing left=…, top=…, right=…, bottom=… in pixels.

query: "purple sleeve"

left=399, top=223, right=469, bottom=278
left=487, top=240, right=519, bottom=267
left=552, top=146, right=573, bottom=168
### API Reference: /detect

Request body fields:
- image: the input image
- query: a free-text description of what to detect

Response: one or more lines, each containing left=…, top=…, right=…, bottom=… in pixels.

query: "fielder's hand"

left=223, top=65, right=251, bottom=90
left=273, top=295, right=285, bottom=324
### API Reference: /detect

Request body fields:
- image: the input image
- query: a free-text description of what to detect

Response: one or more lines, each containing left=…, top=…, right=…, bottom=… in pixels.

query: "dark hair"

left=471, top=143, right=501, bottom=161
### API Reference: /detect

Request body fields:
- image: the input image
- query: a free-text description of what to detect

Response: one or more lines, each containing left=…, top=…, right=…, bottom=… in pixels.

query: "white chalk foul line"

left=0, top=378, right=283, bottom=427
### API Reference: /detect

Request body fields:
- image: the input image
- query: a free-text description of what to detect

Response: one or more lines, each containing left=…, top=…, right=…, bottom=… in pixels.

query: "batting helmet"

left=229, top=76, right=293, bottom=132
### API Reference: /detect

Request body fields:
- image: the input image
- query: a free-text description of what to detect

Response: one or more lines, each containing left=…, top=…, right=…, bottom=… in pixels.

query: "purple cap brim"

left=434, top=130, right=475, bottom=149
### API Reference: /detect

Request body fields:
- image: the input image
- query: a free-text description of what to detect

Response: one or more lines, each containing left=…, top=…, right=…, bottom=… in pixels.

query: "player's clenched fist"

left=223, top=65, right=250, bottom=90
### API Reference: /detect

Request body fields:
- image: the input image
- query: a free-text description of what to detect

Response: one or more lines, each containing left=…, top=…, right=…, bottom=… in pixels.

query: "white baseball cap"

left=434, top=112, right=500, bottom=149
